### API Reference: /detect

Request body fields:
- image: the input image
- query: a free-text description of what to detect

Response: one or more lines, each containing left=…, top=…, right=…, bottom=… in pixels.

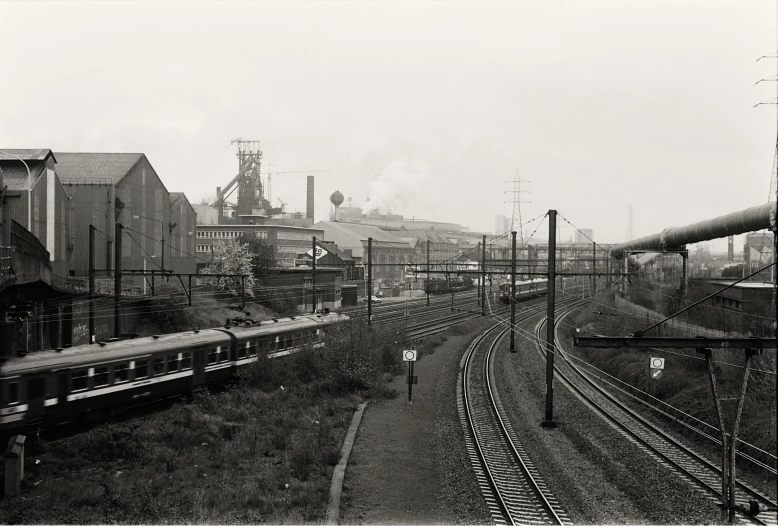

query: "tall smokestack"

left=306, top=176, right=314, bottom=221
left=727, top=235, right=734, bottom=262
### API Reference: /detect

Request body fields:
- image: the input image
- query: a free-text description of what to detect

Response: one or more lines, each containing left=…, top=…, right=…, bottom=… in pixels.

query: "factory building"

left=313, top=221, right=414, bottom=289
left=743, top=233, right=774, bottom=279
left=574, top=228, right=594, bottom=244
left=169, top=193, right=198, bottom=275
left=0, top=149, right=72, bottom=276
left=195, top=224, right=324, bottom=272
left=56, top=152, right=197, bottom=284
left=494, top=215, right=511, bottom=236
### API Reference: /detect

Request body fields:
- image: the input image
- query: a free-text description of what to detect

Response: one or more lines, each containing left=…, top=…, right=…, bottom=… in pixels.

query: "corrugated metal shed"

left=56, top=152, right=144, bottom=184
left=0, top=163, right=45, bottom=190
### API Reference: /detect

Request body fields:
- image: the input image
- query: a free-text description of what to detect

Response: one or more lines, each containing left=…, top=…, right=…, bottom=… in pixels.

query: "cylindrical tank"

left=330, top=191, right=344, bottom=221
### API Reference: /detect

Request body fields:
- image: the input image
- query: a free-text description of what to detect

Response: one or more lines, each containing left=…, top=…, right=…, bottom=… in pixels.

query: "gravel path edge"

left=326, top=401, right=368, bottom=525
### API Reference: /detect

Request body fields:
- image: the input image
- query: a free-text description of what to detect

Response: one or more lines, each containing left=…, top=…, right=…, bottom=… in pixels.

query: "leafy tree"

left=201, top=239, right=255, bottom=297
left=236, top=233, right=276, bottom=278
left=721, top=264, right=744, bottom=279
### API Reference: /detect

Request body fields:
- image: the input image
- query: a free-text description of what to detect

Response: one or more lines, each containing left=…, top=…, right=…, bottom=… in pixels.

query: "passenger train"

left=497, top=278, right=549, bottom=304
left=0, top=313, right=346, bottom=437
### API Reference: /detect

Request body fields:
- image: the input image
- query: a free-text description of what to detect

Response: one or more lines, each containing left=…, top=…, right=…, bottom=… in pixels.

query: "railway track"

left=538, top=304, right=777, bottom=526
left=458, top=297, right=577, bottom=525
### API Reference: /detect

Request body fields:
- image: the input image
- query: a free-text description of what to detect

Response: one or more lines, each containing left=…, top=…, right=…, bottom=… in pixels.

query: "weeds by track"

left=538, top=304, right=778, bottom=526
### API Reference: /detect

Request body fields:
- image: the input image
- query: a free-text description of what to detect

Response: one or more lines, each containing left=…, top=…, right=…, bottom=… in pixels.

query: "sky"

left=1, top=0, right=776, bottom=248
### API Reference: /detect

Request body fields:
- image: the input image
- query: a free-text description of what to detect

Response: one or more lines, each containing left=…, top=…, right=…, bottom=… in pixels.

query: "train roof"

left=0, top=313, right=347, bottom=378
left=499, top=277, right=549, bottom=287
left=224, top=312, right=347, bottom=338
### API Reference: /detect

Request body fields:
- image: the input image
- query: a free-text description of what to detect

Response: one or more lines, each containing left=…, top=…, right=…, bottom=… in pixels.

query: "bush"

left=141, top=284, right=196, bottom=332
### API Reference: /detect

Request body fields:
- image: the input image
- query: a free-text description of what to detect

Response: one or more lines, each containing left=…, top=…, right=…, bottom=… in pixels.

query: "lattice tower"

left=504, top=170, right=530, bottom=246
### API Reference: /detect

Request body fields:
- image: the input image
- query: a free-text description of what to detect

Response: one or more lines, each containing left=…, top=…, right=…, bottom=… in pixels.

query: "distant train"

left=423, top=277, right=474, bottom=295
left=0, top=313, right=347, bottom=437
left=497, top=278, right=548, bottom=304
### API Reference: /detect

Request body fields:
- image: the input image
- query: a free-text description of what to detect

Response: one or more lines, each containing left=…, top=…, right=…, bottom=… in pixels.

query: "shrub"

left=140, top=283, right=196, bottom=333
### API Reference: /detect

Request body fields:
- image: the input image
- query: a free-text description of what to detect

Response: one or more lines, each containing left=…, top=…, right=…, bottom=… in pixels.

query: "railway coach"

left=0, top=313, right=346, bottom=437
left=497, top=278, right=548, bottom=304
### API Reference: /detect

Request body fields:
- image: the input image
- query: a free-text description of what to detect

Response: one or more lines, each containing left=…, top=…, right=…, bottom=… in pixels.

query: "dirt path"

left=338, top=335, right=489, bottom=524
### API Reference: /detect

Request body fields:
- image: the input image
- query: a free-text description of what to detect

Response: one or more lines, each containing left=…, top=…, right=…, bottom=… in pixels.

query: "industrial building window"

left=114, top=364, right=129, bottom=383
left=94, top=367, right=109, bottom=387
left=135, top=360, right=149, bottom=379
left=72, top=370, right=88, bottom=392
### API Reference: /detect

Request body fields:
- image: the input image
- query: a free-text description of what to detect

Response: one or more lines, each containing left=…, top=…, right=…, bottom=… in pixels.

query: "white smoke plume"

left=362, top=160, right=429, bottom=215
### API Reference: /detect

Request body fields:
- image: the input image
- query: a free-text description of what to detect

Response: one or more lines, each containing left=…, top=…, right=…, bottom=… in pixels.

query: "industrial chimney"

left=306, top=176, right=314, bottom=222
left=330, top=190, right=344, bottom=221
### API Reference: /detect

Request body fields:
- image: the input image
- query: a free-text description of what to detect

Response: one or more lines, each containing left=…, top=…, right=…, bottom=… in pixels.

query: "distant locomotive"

left=423, top=277, right=474, bottom=295
left=0, top=313, right=346, bottom=437
left=497, top=278, right=548, bottom=304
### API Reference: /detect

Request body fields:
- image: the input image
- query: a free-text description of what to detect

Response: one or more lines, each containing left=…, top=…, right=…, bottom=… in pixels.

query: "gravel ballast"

left=339, top=313, right=734, bottom=524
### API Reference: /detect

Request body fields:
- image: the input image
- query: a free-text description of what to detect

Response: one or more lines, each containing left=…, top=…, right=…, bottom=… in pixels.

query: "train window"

left=181, top=352, right=192, bottom=369
left=167, top=355, right=179, bottom=372
left=7, top=382, right=19, bottom=404
left=94, top=367, right=109, bottom=388
left=238, top=342, right=248, bottom=359
left=152, top=358, right=165, bottom=375
left=135, top=360, right=149, bottom=379
left=27, top=378, right=45, bottom=399
left=220, top=348, right=230, bottom=362
left=208, top=348, right=217, bottom=364
left=72, top=371, right=88, bottom=392
left=114, top=364, right=129, bottom=383
left=247, top=341, right=257, bottom=357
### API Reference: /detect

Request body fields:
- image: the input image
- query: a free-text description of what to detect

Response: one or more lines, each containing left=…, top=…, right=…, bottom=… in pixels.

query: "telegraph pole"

left=542, top=210, right=557, bottom=428
left=88, top=225, right=95, bottom=344
left=426, top=240, right=430, bottom=307
left=312, top=235, right=317, bottom=313
left=114, top=223, right=122, bottom=338
left=477, top=242, right=481, bottom=308
left=481, top=235, right=486, bottom=316
left=510, top=231, right=517, bottom=352
left=592, top=241, right=596, bottom=303
left=368, top=237, right=373, bottom=326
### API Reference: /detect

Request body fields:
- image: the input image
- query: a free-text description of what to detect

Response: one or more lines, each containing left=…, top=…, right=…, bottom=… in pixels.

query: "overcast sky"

left=1, top=1, right=776, bottom=247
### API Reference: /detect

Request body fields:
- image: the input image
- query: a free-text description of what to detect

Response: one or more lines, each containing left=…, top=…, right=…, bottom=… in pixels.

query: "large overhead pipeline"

left=609, top=201, right=777, bottom=259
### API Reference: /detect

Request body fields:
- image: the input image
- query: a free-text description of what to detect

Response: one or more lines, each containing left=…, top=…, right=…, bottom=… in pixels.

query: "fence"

left=10, top=220, right=50, bottom=267
left=614, top=295, right=741, bottom=338
left=0, top=246, right=13, bottom=287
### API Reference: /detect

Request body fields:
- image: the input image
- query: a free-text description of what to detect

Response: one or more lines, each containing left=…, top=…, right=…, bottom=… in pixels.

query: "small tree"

left=201, top=239, right=255, bottom=297
left=237, top=233, right=276, bottom=278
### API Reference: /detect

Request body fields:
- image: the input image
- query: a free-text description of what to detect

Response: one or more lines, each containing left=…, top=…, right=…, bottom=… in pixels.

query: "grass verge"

left=0, top=318, right=410, bottom=524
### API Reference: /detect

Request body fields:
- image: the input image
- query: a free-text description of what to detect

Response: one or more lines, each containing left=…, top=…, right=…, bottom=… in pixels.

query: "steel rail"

left=461, top=297, right=572, bottom=525
left=538, top=306, right=776, bottom=525
left=485, top=312, right=570, bottom=525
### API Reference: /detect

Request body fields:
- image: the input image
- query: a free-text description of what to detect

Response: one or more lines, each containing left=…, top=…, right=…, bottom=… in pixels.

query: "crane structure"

left=214, top=138, right=329, bottom=223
